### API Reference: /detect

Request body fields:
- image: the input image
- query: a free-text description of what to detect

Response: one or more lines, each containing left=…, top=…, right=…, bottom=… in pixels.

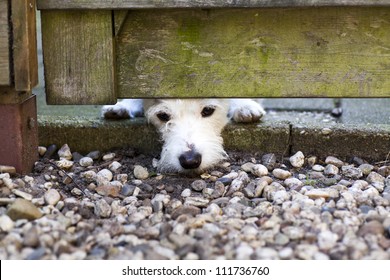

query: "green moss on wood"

left=116, top=7, right=390, bottom=98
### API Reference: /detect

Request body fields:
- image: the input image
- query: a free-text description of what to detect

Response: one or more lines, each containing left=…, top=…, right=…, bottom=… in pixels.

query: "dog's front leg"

left=102, top=99, right=144, bottom=119
left=228, top=99, right=266, bottom=123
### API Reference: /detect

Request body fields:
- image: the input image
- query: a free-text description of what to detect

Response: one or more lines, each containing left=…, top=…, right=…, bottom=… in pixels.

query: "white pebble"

left=79, top=157, right=93, bottom=167
left=109, top=161, right=122, bottom=172
left=251, top=164, right=268, bottom=177
left=97, top=169, right=113, bottom=182
left=44, top=189, right=61, bottom=205
left=0, top=215, right=15, bottom=232
left=102, top=153, right=115, bottom=161
left=289, top=151, right=305, bottom=168
left=133, top=165, right=149, bottom=180
left=272, top=169, right=292, bottom=180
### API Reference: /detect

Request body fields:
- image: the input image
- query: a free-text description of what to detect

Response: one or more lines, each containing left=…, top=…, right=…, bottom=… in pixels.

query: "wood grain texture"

left=115, top=7, right=390, bottom=98
left=37, top=0, right=390, bottom=9
left=12, top=0, right=38, bottom=91
left=0, top=0, right=10, bottom=86
left=41, top=10, right=116, bottom=104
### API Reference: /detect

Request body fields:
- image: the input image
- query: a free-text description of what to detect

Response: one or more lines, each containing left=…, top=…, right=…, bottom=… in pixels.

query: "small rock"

left=133, top=165, right=149, bottom=180
left=366, top=172, right=385, bottom=184
left=318, top=230, right=338, bottom=250
left=241, top=162, right=255, bottom=173
left=262, top=153, right=277, bottom=170
left=109, top=161, right=122, bottom=172
left=274, top=233, right=289, bottom=246
left=191, top=180, right=207, bottom=191
left=358, top=220, right=385, bottom=236
left=378, top=166, right=390, bottom=178
left=72, top=152, right=84, bottom=162
left=44, top=189, right=61, bottom=205
left=284, top=177, right=303, bottom=190
left=94, top=199, right=112, bottom=218
left=251, top=164, right=269, bottom=177
left=43, top=144, right=57, bottom=159
left=97, top=169, right=113, bottom=182
left=279, top=247, right=294, bottom=259
left=307, top=156, right=317, bottom=167
left=79, top=157, right=94, bottom=167
left=184, top=197, right=209, bottom=208
left=212, top=181, right=225, bottom=198
left=58, top=144, right=72, bottom=160
left=102, top=153, right=115, bottom=161
left=86, top=151, right=101, bottom=160
left=272, top=169, right=291, bottom=180
left=55, top=159, right=74, bottom=170
left=120, top=184, right=136, bottom=196
left=341, top=165, right=363, bottom=179
left=290, top=151, right=305, bottom=168
left=38, top=146, right=47, bottom=156
left=96, top=184, right=121, bottom=197
left=171, top=206, right=201, bottom=219
left=181, top=188, right=191, bottom=197
left=306, top=189, right=331, bottom=200
left=12, top=189, right=33, bottom=200
left=358, top=163, right=374, bottom=176
left=0, top=165, right=16, bottom=174
left=321, top=128, right=332, bottom=135
left=325, top=156, right=344, bottom=167
left=312, top=164, right=325, bottom=172
left=7, top=198, right=43, bottom=221
left=0, top=215, right=15, bottom=232
left=324, top=164, right=339, bottom=176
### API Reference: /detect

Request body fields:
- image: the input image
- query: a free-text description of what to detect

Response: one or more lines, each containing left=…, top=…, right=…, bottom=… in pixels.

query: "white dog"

left=102, top=99, right=265, bottom=173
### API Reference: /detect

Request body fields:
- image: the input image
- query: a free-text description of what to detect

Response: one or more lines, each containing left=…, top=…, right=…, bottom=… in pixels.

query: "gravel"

left=0, top=145, right=389, bottom=260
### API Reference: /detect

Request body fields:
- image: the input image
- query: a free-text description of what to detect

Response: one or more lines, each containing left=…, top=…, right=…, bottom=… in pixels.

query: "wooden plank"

left=0, top=0, right=10, bottom=86
left=11, top=0, right=38, bottom=91
left=115, top=7, right=390, bottom=98
left=41, top=10, right=116, bottom=104
left=37, top=0, right=390, bottom=10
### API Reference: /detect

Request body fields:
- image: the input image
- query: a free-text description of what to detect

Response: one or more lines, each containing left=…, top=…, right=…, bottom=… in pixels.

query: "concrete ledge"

left=38, top=115, right=389, bottom=161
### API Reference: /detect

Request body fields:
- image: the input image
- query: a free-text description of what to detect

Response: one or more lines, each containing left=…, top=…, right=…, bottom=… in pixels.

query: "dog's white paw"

left=102, top=99, right=144, bottom=119
left=229, top=99, right=266, bottom=123
left=102, top=104, right=131, bottom=119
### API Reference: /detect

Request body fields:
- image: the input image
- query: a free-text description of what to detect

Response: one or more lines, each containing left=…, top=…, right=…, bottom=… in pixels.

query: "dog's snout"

left=179, top=150, right=202, bottom=169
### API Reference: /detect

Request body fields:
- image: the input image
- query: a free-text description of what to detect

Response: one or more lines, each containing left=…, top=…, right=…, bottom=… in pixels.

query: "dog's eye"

left=156, top=112, right=171, bottom=122
left=201, top=106, right=215, bottom=118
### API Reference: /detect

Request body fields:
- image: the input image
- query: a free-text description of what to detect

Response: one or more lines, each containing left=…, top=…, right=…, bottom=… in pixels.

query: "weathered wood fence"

left=37, top=0, right=390, bottom=104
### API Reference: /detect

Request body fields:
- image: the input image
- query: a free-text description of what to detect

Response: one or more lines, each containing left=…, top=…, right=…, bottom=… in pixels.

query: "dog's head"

left=144, top=99, right=230, bottom=174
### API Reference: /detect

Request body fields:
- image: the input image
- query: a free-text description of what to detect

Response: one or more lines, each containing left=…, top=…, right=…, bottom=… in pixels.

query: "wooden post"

left=0, top=0, right=38, bottom=174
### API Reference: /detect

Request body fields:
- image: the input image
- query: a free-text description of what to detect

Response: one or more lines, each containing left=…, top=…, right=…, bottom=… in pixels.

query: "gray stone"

left=86, top=150, right=101, bottom=160
left=109, top=161, right=122, bottom=172
left=262, top=153, right=277, bottom=171
left=312, top=164, right=325, bottom=172
left=191, top=180, right=207, bottom=191
left=324, top=164, right=339, bottom=176
left=79, top=157, right=94, bottom=167
left=284, top=177, right=303, bottom=189
left=366, top=172, right=385, bottom=184
left=325, top=156, right=344, bottom=167
left=358, top=163, right=374, bottom=176
left=94, top=199, right=112, bottom=218
left=12, top=189, right=33, bottom=201
left=341, top=165, right=363, bottom=179
left=241, top=162, right=255, bottom=172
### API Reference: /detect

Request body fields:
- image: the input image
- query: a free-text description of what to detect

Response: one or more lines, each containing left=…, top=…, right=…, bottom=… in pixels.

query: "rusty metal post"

left=0, top=95, right=38, bottom=174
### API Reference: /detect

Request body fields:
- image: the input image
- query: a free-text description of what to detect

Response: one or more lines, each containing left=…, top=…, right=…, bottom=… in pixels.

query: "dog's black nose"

left=179, top=150, right=202, bottom=169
